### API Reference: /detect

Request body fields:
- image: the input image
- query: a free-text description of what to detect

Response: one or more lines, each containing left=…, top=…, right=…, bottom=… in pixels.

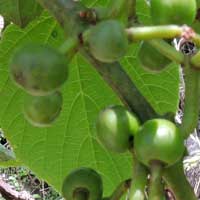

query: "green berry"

left=96, top=105, right=140, bottom=153
left=138, top=42, right=171, bottom=72
left=134, top=119, right=185, bottom=167
left=88, top=20, right=128, bottom=63
left=62, top=167, right=103, bottom=200
left=23, top=91, right=62, bottom=127
left=10, top=44, right=68, bottom=96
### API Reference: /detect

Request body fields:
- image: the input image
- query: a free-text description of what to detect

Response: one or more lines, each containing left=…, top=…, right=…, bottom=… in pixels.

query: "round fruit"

left=10, top=44, right=68, bottom=96
left=134, top=119, right=184, bottom=167
left=150, top=0, right=196, bottom=25
left=23, top=91, right=62, bottom=127
left=96, top=105, right=140, bottom=153
left=138, top=42, right=171, bottom=72
left=88, top=20, right=128, bottom=63
left=62, top=167, right=103, bottom=200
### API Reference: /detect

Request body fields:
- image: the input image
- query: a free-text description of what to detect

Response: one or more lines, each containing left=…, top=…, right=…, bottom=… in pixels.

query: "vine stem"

left=192, top=33, right=200, bottom=47
left=148, top=162, right=165, bottom=200
left=180, top=56, right=200, bottom=139
left=126, top=25, right=182, bottom=41
left=163, top=161, right=197, bottom=200
left=129, top=150, right=148, bottom=200
left=191, top=50, right=200, bottom=67
left=127, top=24, right=200, bottom=47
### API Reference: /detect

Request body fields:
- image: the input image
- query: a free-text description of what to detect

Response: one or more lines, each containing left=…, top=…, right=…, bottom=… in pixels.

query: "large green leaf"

left=0, top=1, right=179, bottom=197
left=0, top=13, right=132, bottom=195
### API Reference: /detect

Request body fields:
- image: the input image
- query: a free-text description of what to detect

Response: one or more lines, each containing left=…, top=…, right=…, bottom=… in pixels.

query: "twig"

left=0, top=179, right=34, bottom=200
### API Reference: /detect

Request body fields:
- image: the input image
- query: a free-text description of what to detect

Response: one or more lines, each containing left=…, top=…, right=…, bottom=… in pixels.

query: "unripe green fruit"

left=62, top=167, right=103, bottom=200
left=88, top=20, right=128, bottom=63
left=96, top=105, right=140, bottom=153
left=150, top=0, right=196, bottom=25
left=10, top=44, right=68, bottom=96
left=134, top=119, right=184, bottom=167
left=23, top=91, right=62, bottom=127
left=138, top=42, right=171, bottom=72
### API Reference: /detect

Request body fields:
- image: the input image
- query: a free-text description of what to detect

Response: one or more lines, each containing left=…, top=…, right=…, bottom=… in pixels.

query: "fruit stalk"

left=148, top=162, right=165, bottom=200
left=126, top=25, right=182, bottom=41
left=191, top=49, right=200, bottom=67
left=180, top=57, right=200, bottom=139
left=74, top=192, right=89, bottom=200
left=163, top=161, right=197, bottom=200
left=148, top=39, right=184, bottom=64
left=192, top=33, right=200, bottom=47
left=129, top=150, right=147, bottom=200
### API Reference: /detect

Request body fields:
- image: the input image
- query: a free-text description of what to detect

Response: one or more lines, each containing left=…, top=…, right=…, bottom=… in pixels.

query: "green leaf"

left=0, top=0, right=43, bottom=27
left=0, top=2, right=179, bottom=198
left=136, top=0, right=152, bottom=25
left=0, top=13, right=132, bottom=195
left=121, top=43, right=179, bottom=114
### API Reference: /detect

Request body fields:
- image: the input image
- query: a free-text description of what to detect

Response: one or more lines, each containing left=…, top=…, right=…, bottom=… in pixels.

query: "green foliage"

left=23, top=91, right=63, bottom=127
left=10, top=44, right=68, bottom=96
left=0, top=0, right=181, bottom=197
left=134, top=119, right=185, bottom=167
left=150, top=0, right=196, bottom=25
left=0, top=0, right=43, bottom=27
left=96, top=105, right=140, bottom=153
left=62, top=167, right=103, bottom=200
left=87, top=20, right=128, bottom=63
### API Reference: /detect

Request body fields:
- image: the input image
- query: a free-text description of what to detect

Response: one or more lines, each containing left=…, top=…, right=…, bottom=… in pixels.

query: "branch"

left=36, top=0, right=88, bottom=37
left=0, top=179, right=34, bottom=200
left=81, top=50, right=159, bottom=122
